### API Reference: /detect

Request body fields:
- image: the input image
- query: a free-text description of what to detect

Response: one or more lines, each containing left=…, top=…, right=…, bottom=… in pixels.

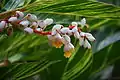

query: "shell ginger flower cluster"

left=0, top=11, right=96, bottom=58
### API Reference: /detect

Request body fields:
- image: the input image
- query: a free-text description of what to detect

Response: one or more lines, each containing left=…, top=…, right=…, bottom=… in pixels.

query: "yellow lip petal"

left=52, top=41, right=63, bottom=48
left=64, top=51, right=71, bottom=58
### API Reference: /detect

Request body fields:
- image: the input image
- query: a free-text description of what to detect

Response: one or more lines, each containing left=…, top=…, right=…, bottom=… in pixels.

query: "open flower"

left=64, top=42, right=74, bottom=58
left=62, top=35, right=74, bottom=58
left=79, top=32, right=95, bottom=49
left=0, top=21, right=6, bottom=29
left=47, top=33, right=63, bottom=48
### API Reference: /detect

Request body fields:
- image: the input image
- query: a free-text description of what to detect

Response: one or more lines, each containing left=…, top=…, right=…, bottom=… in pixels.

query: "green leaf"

left=25, top=0, right=120, bottom=19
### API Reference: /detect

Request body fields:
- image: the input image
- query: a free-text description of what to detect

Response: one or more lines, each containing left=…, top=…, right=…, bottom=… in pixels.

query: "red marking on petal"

left=69, top=25, right=75, bottom=29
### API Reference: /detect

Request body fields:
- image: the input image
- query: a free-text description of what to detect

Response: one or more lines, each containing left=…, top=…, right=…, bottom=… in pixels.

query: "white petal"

left=19, top=20, right=29, bottom=27
left=38, top=20, right=46, bottom=28
left=62, top=35, right=71, bottom=44
left=8, top=17, right=18, bottom=22
left=64, top=43, right=74, bottom=52
left=79, top=36, right=84, bottom=46
left=84, top=39, right=91, bottom=49
left=71, top=22, right=78, bottom=26
left=32, top=22, right=38, bottom=28
left=0, top=21, right=6, bottom=29
left=16, top=11, right=24, bottom=18
left=80, top=32, right=85, bottom=37
left=52, top=24, right=62, bottom=31
left=72, top=26, right=78, bottom=33
left=67, top=30, right=73, bottom=36
left=85, top=33, right=96, bottom=42
left=55, top=33, right=62, bottom=39
left=47, top=35, right=53, bottom=40
left=60, top=27, right=70, bottom=34
left=80, top=18, right=86, bottom=27
left=44, top=18, right=53, bottom=25
left=24, top=27, right=33, bottom=34
left=74, top=31, right=80, bottom=39
left=51, top=29, right=57, bottom=35
left=26, top=14, right=38, bottom=21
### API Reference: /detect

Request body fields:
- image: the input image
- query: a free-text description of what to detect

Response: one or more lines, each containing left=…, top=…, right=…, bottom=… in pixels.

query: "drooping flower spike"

left=0, top=11, right=96, bottom=58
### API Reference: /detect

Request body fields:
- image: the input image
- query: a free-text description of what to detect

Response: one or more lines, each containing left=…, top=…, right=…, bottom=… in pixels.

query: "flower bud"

left=44, top=18, right=53, bottom=25
left=8, top=17, right=18, bottom=22
left=16, top=11, right=24, bottom=18
left=24, top=27, right=33, bottom=34
left=0, top=21, right=6, bottom=29
left=19, top=20, right=29, bottom=27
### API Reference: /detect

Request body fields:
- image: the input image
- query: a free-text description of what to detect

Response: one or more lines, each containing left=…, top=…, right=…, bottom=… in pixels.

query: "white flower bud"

left=16, top=11, right=24, bottom=18
left=79, top=36, right=84, bottom=46
left=80, top=18, right=86, bottom=27
left=71, top=22, right=78, bottom=26
left=74, top=31, right=80, bottom=39
left=80, top=32, right=85, bottom=37
left=85, top=33, right=96, bottom=42
left=19, top=20, right=29, bottom=27
left=52, top=24, right=63, bottom=31
left=8, top=17, right=18, bottom=22
left=84, top=39, right=91, bottom=49
left=44, top=18, right=53, bottom=25
left=38, top=20, right=46, bottom=28
left=62, top=35, right=71, bottom=44
left=26, top=14, right=38, bottom=22
left=32, top=22, right=38, bottom=28
left=60, top=27, right=70, bottom=34
left=24, top=27, right=33, bottom=34
left=52, top=24, right=63, bottom=35
left=71, top=26, right=78, bottom=33
left=0, top=21, right=6, bottom=29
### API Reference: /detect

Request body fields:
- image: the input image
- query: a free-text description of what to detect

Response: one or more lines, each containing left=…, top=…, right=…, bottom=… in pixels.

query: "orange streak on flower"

left=64, top=48, right=74, bottom=58
left=52, top=39, right=63, bottom=48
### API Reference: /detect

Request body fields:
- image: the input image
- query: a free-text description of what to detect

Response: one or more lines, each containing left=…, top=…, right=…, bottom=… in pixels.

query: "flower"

left=25, top=14, right=38, bottom=22
left=62, top=35, right=74, bottom=58
left=79, top=32, right=95, bottom=49
left=60, top=27, right=72, bottom=35
left=8, top=17, right=18, bottom=22
left=44, top=18, right=53, bottom=25
left=24, top=27, right=33, bottom=34
left=31, top=22, right=38, bottom=29
left=77, top=18, right=86, bottom=28
left=51, top=24, right=63, bottom=35
left=38, top=20, right=46, bottom=29
left=38, top=18, right=53, bottom=30
left=19, top=20, right=30, bottom=27
left=64, top=43, right=74, bottom=58
left=71, top=22, right=78, bottom=27
left=0, top=21, right=6, bottom=29
left=47, top=33, right=63, bottom=48
left=16, top=11, right=24, bottom=18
